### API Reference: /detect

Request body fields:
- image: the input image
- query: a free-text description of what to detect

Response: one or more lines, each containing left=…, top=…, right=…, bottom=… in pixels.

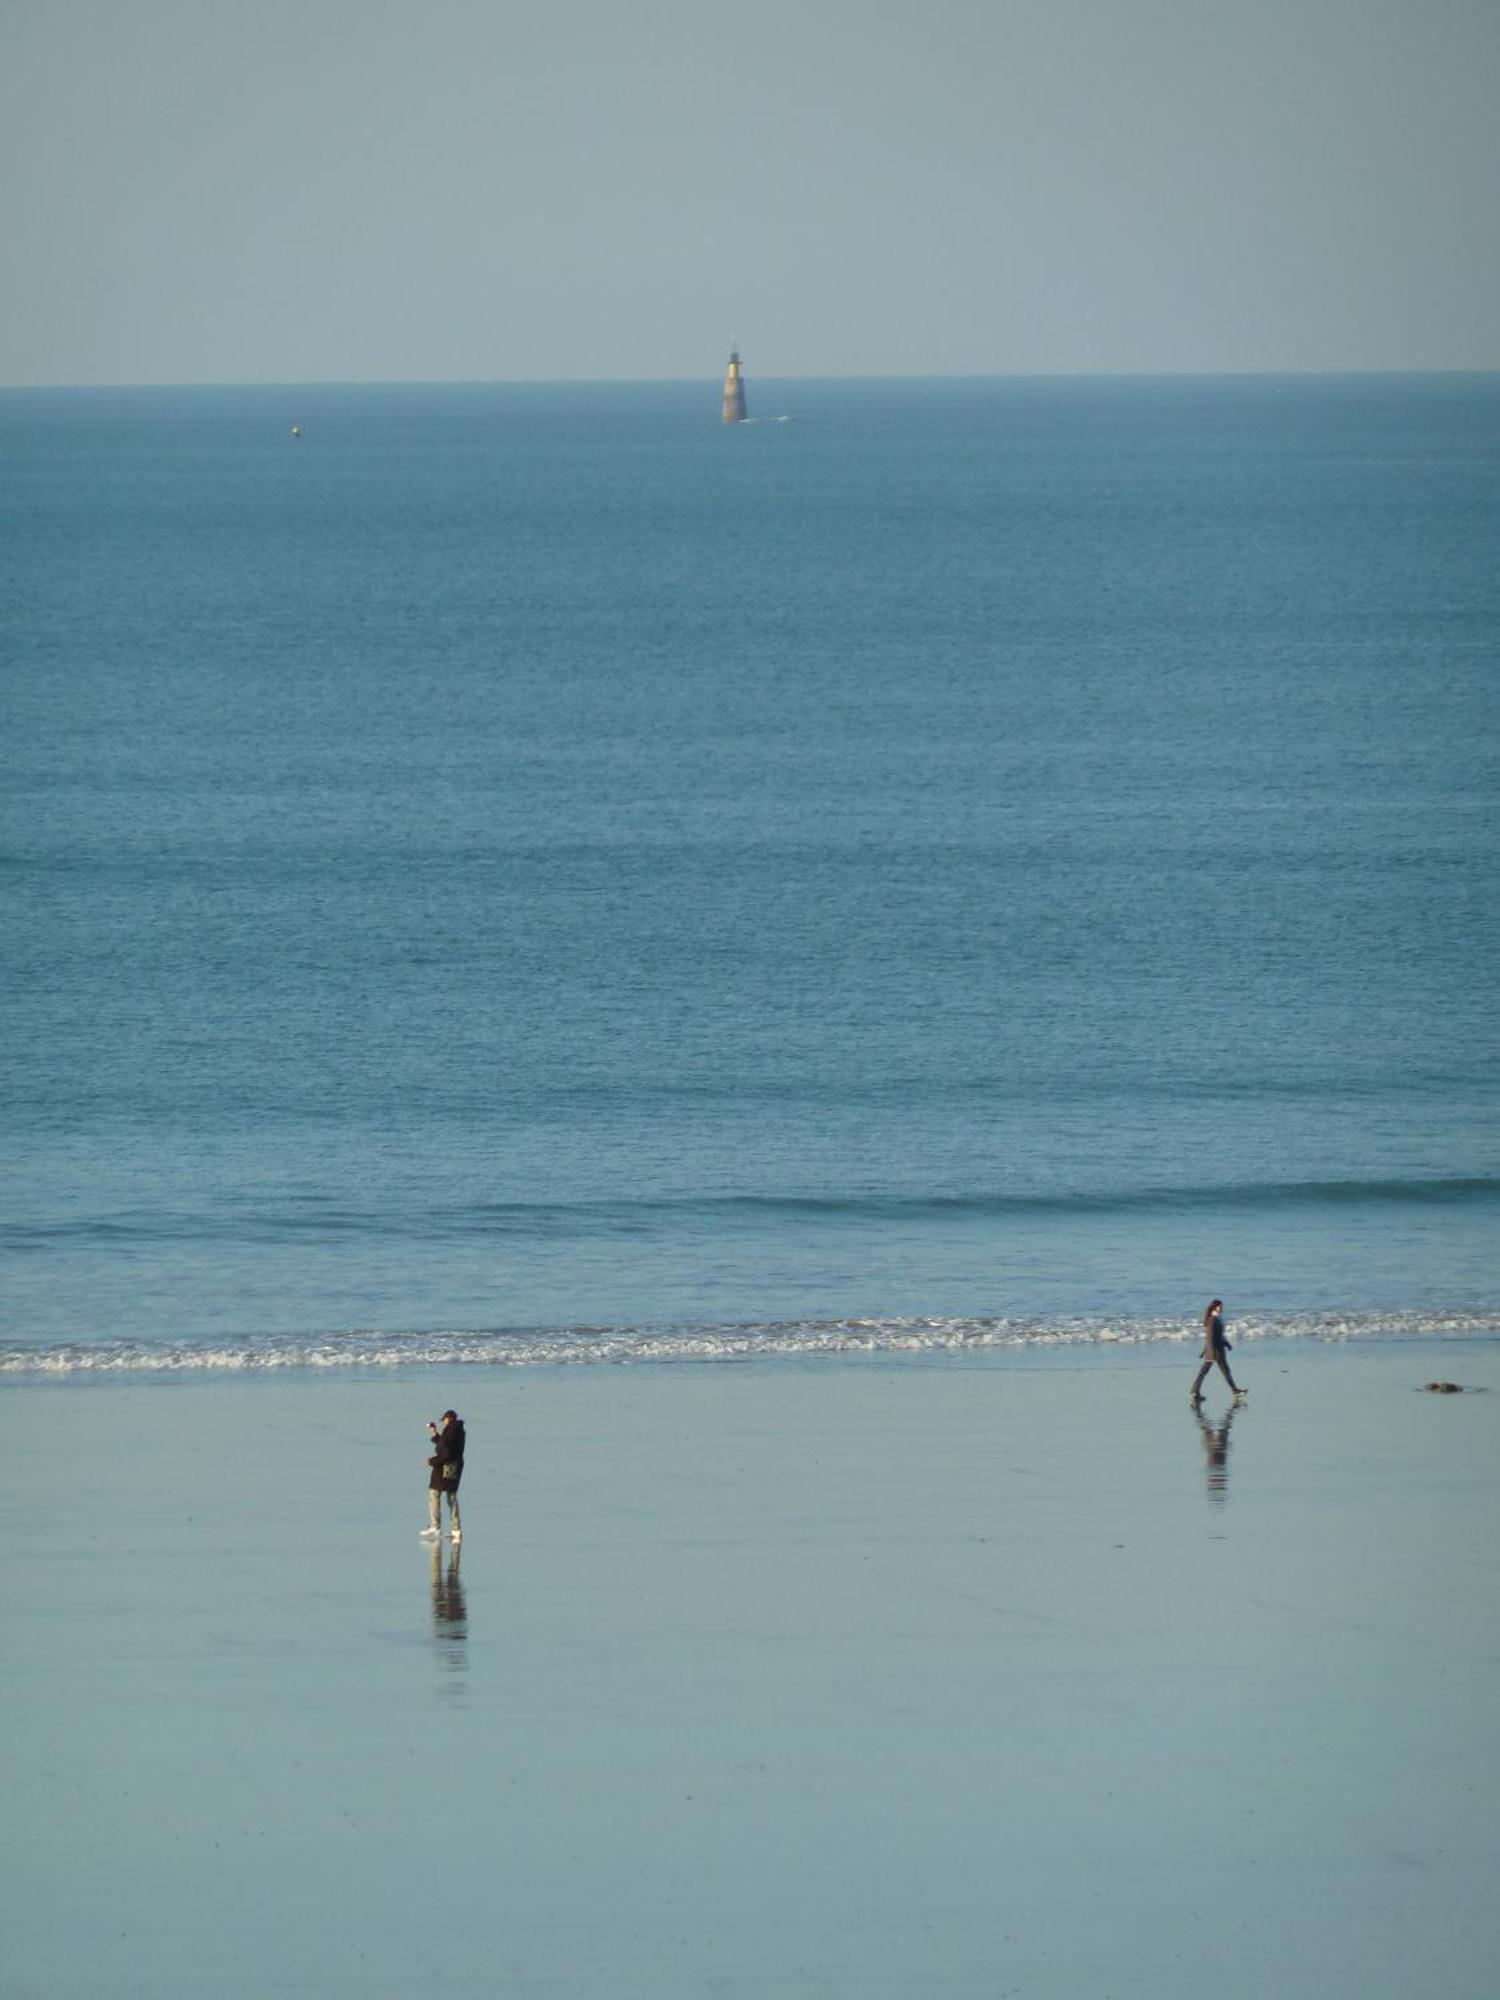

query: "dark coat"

left=429, top=1418, right=465, bottom=1492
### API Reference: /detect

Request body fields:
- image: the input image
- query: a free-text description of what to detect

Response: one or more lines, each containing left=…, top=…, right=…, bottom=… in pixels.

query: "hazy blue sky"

left=2, top=0, right=1496, bottom=386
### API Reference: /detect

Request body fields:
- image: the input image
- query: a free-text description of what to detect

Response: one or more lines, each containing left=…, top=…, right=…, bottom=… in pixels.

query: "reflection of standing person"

left=421, top=1409, right=465, bottom=1542
left=428, top=1541, right=467, bottom=1665
left=1190, top=1299, right=1242, bottom=1402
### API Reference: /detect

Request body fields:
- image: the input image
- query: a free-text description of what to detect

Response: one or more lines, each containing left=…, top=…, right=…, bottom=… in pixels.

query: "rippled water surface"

left=4, top=376, right=1497, bottom=1365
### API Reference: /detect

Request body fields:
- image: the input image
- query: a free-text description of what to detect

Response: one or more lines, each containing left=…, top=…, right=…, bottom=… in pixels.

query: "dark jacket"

left=428, top=1418, right=465, bottom=1492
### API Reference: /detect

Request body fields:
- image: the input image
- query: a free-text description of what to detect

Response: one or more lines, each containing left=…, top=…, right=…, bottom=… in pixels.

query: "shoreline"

left=4, top=1304, right=1498, bottom=1378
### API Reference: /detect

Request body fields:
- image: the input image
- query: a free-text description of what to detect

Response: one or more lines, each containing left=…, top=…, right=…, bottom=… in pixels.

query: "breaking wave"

left=3, top=1306, right=1495, bottom=1375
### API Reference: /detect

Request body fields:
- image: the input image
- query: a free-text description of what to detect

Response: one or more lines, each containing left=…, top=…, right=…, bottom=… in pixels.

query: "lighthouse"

left=721, top=348, right=748, bottom=424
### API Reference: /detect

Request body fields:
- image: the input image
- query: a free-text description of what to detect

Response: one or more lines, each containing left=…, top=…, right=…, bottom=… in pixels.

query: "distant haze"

left=2, top=0, right=1497, bottom=387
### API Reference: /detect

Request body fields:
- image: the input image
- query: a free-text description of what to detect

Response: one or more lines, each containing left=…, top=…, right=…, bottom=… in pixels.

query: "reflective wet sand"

left=2, top=1337, right=1496, bottom=1998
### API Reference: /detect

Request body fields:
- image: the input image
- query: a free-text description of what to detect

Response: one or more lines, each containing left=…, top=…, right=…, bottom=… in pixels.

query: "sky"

left=2, top=0, right=1497, bottom=386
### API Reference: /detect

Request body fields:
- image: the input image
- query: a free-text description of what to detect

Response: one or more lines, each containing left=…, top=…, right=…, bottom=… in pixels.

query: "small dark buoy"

left=1423, top=1381, right=1463, bottom=1394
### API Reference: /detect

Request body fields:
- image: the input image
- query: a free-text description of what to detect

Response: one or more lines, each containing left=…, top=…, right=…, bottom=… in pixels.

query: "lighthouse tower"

left=721, top=348, right=748, bottom=424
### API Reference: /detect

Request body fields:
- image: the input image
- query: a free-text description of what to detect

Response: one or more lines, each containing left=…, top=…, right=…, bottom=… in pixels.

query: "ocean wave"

left=3, top=1307, right=1495, bottom=1375
left=3, top=1175, right=1496, bottom=1252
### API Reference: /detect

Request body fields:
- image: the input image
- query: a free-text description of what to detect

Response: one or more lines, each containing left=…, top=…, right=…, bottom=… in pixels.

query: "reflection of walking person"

left=1193, top=1399, right=1237, bottom=1501
left=1190, top=1298, right=1243, bottom=1403
left=421, top=1409, right=465, bottom=1542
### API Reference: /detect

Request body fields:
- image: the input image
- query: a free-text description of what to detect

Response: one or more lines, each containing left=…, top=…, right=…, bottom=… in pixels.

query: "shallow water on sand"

left=2, top=1339, right=1497, bottom=1997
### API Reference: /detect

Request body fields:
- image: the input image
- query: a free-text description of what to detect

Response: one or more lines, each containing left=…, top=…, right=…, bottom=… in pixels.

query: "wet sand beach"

left=2, top=1335, right=1497, bottom=1998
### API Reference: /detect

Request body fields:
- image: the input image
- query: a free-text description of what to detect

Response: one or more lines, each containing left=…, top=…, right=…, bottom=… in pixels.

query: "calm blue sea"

left=3, top=375, right=1497, bottom=1371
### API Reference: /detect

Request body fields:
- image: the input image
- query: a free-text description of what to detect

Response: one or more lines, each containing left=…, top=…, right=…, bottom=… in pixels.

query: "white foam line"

left=2, top=1308, right=1497, bottom=1375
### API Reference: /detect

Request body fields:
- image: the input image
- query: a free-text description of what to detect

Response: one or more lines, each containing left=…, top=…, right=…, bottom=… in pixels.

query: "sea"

left=3, top=374, right=1497, bottom=1374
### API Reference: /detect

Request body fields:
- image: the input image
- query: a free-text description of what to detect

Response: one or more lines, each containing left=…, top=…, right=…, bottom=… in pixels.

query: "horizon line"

left=3, top=364, right=1499, bottom=396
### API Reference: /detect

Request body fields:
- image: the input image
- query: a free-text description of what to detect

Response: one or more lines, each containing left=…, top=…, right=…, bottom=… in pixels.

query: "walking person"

left=421, top=1409, right=465, bottom=1542
left=1190, top=1299, right=1243, bottom=1403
